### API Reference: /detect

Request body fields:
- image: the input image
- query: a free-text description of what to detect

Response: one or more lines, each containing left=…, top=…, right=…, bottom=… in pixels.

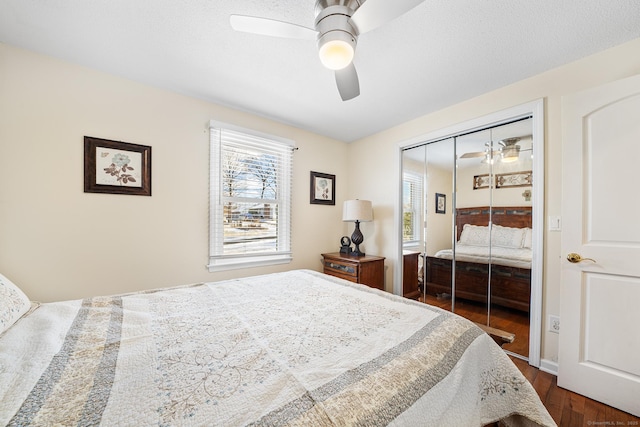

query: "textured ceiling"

left=1, top=0, right=639, bottom=142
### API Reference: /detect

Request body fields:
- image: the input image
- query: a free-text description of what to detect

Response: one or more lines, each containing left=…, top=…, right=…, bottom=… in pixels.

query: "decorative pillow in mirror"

left=459, top=224, right=490, bottom=246
left=492, top=225, right=526, bottom=248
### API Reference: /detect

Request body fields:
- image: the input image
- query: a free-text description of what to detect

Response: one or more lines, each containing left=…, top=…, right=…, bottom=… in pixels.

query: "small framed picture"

left=310, top=171, right=335, bottom=205
left=84, top=136, right=152, bottom=196
left=435, top=193, right=446, bottom=214
left=473, top=173, right=492, bottom=190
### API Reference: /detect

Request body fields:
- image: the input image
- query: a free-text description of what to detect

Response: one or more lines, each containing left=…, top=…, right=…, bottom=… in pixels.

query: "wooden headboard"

left=455, top=206, right=532, bottom=241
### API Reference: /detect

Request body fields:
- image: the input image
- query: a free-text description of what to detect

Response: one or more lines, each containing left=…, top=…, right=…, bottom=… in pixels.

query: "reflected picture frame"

left=435, top=193, right=446, bottom=214
left=496, top=170, right=533, bottom=189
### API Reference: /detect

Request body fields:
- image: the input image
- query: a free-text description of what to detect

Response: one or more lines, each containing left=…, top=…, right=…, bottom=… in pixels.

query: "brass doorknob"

left=567, top=253, right=596, bottom=263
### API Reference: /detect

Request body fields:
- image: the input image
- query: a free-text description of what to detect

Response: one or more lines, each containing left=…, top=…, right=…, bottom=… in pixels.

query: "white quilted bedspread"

left=0, top=270, right=555, bottom=426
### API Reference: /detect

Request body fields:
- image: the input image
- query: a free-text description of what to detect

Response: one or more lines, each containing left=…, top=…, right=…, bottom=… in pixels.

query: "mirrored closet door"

left=401, top=118, right=534, bottom=359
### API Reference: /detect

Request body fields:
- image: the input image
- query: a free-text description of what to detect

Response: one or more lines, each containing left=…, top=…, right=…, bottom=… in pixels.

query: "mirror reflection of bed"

left=421, top=206, right=532, bottom=356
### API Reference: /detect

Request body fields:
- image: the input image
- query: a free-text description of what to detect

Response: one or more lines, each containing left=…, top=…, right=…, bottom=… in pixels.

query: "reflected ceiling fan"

left=459, top=136, right=532, bottom=163
left=230, top=0, right=426, bottom=101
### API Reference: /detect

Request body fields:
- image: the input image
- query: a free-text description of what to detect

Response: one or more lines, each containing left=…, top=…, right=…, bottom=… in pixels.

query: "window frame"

left=208, top=120, right=294, bottom=272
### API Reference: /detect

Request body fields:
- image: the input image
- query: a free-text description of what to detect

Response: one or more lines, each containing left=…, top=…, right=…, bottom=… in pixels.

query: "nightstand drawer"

left=325, top=270, right=359, bottom=283
left=321, top=252, right=385, bottom=290
left=323, top=259, right=358, bottom=278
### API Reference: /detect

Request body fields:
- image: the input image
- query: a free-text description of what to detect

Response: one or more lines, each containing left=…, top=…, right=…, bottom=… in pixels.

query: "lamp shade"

left=343, top=200, right=373, bottom=222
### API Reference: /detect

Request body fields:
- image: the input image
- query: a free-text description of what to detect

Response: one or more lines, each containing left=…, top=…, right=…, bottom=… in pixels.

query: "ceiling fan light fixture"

left=481, top=152, right=495, bottom=165
left=230, top=0, right=428, bottom=99
left=501, top=151, right=520, bottom=162
left=499, top=138, right=521, bottom=163
left=318, top=31, right=355, bottom=70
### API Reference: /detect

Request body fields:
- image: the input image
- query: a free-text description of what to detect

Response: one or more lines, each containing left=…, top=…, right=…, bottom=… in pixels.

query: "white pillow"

left=0, top=273, right=31, bottom=335
left=459, top=224, right=490, bottom=246
left=522, top=227, right=533, bottom=249
left=492, top=224, right=526, bottom=248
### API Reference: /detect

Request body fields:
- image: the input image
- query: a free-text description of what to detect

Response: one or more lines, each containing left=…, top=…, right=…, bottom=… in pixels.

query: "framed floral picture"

left=84, top=136, right=152, bottom=196
left=310, top=171, right=335, bottom=205
left=435, top=193, right=446, bottom=214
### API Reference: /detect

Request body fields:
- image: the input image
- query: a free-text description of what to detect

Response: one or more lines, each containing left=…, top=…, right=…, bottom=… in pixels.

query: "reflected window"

left=403, top=171, right=423, bottom=245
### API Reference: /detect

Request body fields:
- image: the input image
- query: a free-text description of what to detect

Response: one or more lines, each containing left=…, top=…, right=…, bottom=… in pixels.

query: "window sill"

left=403, top=241, right=421, bottom=250
left=207, top=253, right=292, bottom=272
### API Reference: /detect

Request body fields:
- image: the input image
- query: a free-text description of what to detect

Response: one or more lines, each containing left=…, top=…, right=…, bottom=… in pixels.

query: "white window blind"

left=403, top=171, right=423, bottom=244
left=209, top=121, right=294, bottom=271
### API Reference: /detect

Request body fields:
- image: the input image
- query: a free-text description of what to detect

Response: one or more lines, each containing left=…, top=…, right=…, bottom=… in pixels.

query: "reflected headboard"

left=455, top=206, right=532, bottom=241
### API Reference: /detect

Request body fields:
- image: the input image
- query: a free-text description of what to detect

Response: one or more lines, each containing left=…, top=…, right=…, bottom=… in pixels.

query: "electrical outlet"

left=549, top=315, right=560, bottom=333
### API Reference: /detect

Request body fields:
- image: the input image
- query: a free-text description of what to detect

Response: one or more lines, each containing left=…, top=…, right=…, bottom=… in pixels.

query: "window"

left=403, top=171, right=423, bottom=245
left=208, top=121, right=294, bottom=271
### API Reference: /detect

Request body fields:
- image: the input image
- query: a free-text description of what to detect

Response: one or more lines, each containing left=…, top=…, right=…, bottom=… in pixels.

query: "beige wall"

left=425, top=165, right=453, bottom=255
left=347, top=37, right=640, bottom=363
left=0, top=44, right=349, bottom=302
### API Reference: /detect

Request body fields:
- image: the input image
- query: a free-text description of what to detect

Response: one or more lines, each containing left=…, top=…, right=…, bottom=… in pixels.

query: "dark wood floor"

left=509, top=356, right=640, bottom=426
left=417, top=294, right=639, bottom=426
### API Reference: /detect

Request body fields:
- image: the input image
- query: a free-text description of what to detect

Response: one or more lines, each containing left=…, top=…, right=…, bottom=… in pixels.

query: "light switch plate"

left=548, top=216, right=561, bottom=231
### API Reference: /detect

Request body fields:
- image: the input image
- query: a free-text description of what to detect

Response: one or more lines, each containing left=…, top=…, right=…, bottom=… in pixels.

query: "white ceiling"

left=1, top=0, right=639, bottom=142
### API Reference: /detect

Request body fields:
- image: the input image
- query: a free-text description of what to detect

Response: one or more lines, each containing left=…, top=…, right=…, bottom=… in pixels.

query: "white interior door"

left=559, top=74, right=640, bottom=416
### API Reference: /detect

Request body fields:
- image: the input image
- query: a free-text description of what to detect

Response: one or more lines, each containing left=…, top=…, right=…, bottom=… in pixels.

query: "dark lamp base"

left=350, top=220, right=365, bottom=257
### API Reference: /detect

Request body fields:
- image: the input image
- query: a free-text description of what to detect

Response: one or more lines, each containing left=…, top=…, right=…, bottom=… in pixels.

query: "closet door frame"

left=395, top=99, right=544, bottom=367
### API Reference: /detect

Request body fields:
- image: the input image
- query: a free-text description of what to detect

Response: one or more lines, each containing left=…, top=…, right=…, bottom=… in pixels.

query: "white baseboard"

left=539, top=358, right=558, bottom=376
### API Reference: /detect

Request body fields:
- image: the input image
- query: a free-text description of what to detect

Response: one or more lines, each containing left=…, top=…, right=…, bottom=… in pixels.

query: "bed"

left=0, top=269, right=554, bottom=426
left=424, top=206, right=532, bottom=313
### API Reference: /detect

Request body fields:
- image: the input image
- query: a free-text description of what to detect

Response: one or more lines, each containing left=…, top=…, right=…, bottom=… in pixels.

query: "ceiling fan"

left=230, top=0, right=426, bottom=101
left=459, top=136, right=532, bottom=163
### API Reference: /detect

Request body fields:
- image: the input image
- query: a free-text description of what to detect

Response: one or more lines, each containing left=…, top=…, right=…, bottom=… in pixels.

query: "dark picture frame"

left=84, top=136, right=152, bottom=196
left=435, top=193, right=446, bottom=214
left=310, top=171, right=335, bottom=205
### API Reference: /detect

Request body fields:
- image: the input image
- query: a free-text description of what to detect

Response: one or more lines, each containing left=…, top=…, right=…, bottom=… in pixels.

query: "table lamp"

left=342, top=199, right=373, bottom=256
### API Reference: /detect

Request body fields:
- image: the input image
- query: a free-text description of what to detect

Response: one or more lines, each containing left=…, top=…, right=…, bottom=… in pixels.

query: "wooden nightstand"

left=403, top=251, right=421, bottom=299
left=321, top=252, right=385, bottom=290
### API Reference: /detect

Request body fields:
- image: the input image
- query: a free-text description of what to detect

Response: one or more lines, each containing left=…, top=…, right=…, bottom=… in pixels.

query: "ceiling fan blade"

left=349, top=0, right=426, bottom=34
left=335, top=63, right=360, bottom=101
left=230, top=15, right=317, bottom=40
left=460, top=152, right=487, bottom=159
